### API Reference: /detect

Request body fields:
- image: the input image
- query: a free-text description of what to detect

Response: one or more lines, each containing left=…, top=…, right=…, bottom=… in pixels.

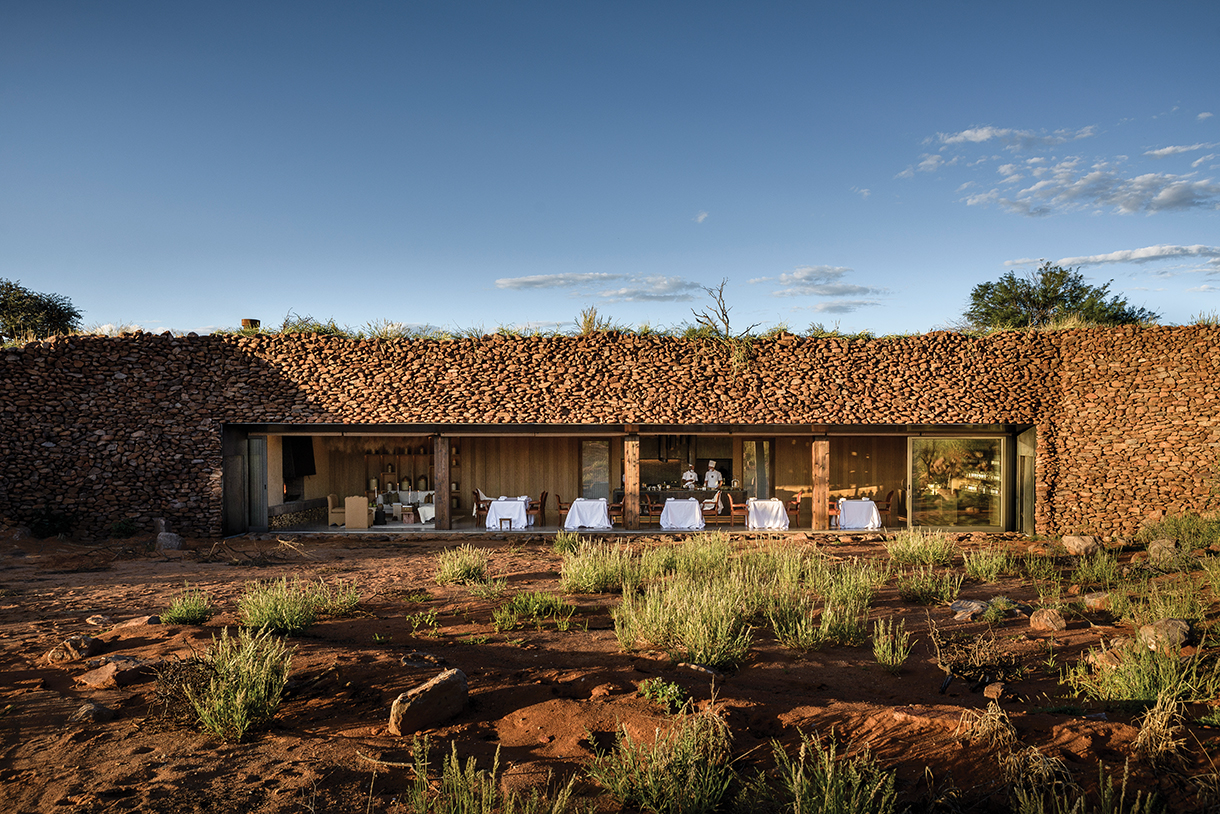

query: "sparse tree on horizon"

left=0, top=278, right=82, bottom=341
left=962, top=263, right=1158, bottom=330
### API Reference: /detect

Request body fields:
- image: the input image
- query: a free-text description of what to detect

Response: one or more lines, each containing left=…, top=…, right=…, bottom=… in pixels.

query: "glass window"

left=581, top=440, right=610, bottom=501
left=743, top=440, right=772, bottom=499
left=909, top=438, right=1002, bottom=528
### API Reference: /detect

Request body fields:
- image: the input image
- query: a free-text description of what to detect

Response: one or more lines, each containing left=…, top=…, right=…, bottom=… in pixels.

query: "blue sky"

left=2, top=1, right=1218, bottom=336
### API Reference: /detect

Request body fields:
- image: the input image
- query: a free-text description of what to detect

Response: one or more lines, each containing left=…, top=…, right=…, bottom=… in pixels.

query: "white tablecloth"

left=838, top=498, right=882, bottom=530
left=486, top=497, right=532, bottom=530
left=660, top=498, right=705, bottom=530
left=747, top=498, right=789, bottom=530
left=564, top=498, right=612, bottom=530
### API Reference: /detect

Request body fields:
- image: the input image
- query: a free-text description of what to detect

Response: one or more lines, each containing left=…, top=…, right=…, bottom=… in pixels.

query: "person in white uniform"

left=703, top=460, right=724, bottom=490
left=680, top=464, right=699, bottom=489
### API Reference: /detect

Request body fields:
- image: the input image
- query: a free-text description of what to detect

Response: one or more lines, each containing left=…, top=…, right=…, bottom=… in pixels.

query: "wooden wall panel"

left=466, top=436, right=581, bottom=523
left=775, top=436, right=813, bottom=526
left=829, top=436, right=906, bottom=508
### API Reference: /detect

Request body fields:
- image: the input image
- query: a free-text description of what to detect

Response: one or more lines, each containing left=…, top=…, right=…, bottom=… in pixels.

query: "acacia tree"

left=963, top=263, right=1158, bottom=330
left=0, top=278, right=83, bottom=340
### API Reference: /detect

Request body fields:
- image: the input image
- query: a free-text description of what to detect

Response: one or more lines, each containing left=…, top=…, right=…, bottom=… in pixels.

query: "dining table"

left=746, top=498, right=789, bottom=530
left=838, top=498, right=882, bottom=530
left=485, top=496, right=532, bottom=530
left=659, top=497, right=705, bottom=530
left=563, top=497, right=613, bottom=530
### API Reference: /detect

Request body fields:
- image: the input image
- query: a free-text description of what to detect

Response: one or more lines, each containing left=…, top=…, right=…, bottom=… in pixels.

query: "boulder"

left=85, top=615, right=112, bottom=626
left=116, top=615, right=160, bottom=628
left=1085, top=648, right=1124, bottom=672
left=156, top=532, right=183, bottom=551
left=45, top=635, right=104, bottom=663
left=1137, top=619, right=1191, bottom=651
left=983, top=681, right=1008, bottom=701
left=1063, top=535, right=1099, bottom=556
left=1146, top=538, right=1177, bottom=566
left=1082, top=592, right=1111, bottom=611
left=950, top=599, right=989, bottom=622
left=76, top=656, right=156, bottom=688
left=1029, top=608, right=1066, bottom=632
left=68, top=702, right=113, bottom=724
left=388, top=669, right=468, bottom=736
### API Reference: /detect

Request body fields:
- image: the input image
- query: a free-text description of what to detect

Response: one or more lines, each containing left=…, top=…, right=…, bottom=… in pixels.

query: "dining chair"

left=785, top=491, right=804, bottom=528
left=472, top=490, right=490, bottom=526
left=701, top=493, right=725, bottom=527
left=526, top=491, right=548, bottom=527
left=640, top=493, right=660, bottom=527
left=873, top=489, right=895, bottom=525
left=726, top=493, right=748, bottom=529
left=555, top=494, right=572, bottom=526
left=828, top=499, right=840, bottom=530
left=607, top=501, right=624, bottom=526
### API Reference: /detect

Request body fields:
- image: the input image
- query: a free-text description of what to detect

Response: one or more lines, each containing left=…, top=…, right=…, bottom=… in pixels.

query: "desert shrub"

left=186, top=627, right=293, bottom=742
left=1065, top=639, right=1220, bottom=704
left=638, top=677, right=687, bottom=713
left=672, top=532, right=733, bottom=580
left=1071, top=550, right=1121, bottom=588
left=614, top=574, right=752, bottom=670
left=896, top=567, right=962, bottom=605
left=309, top=578, right=361, bottom=616
left=586, top=704, right=734, bottom=814
left=748, top=730, right=897, bottom=814
left=404, top=736, right=577, bottom=814
left=505, top=591, right=574, bottom=622
left=561, top=542, right=640, bottom=593
left=885, top=530, right=957, bottom=567
left=1137, top=512, right=1220, bottom=554
left=434, top=544, right=490, bottom=585
left=957, top=701, right=1018, bottom=749
left=238, top=578, right=318, bottom=634
left=162, top=583, right=214, bottom=625
left=963, top=546, right=1015, bottom=582
left=108, top=518, right=138, bottom=539
left=552, top=530, right=582, bottom=555
left=872, top=617, right=914, bottom=673
left=767, top=591, right=825, bottom=651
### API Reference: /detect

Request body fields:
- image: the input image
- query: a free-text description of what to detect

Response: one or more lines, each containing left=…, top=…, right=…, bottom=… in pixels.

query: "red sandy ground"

left=0, top=529, right=1217, bottom=813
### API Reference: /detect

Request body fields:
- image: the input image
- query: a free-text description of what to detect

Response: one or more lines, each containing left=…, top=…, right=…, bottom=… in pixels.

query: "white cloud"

left=496, top=272, right=624, bottom=290
left=694, top=211, right=709, bottom=223
left=1187, top=284, right=1220, bottom=292
left=752, top=265, right=887, bottom=299
left=1054, top=244, right=1220, bottom=267
left=972, top=167, right=1220, bottom=216
left=1144, top=143, right=1218, bottom=158
left=1200, top=112, right=1214, bottom=121
left=851, top=186, right=871, bottom=199
left=806, top=300, right=880, bottom=314
left=936, top=125, right=1096, bottom=150
left=1192, top=154, right=1217, bottom=168
left=896, top=153, right=953, bottom=178
left=598, top=276, right=702, bottom=302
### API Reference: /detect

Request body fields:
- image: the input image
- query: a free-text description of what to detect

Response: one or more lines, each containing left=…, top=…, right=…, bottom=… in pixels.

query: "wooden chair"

left=785, top=491, right=804, bottom=528
left=701, top=493, right=725, bottom=527
left=526, top=492, right=548, bottom=527
left=555, top=494, right=572, bottom=526
left=828, top=499, right=840, bottom=530
left=607, top=501, right=623, bottom=527
left=640, top=494, right=661, bottom=527
left=872, top=489, right=895, bottom=525
left=472, top=490, right=491, bottom=527
left=726, top=493, right=748, bottom=529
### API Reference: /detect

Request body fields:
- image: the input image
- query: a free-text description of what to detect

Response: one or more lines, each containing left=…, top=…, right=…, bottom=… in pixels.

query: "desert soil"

left=0, top=529, right=1216, bottom=813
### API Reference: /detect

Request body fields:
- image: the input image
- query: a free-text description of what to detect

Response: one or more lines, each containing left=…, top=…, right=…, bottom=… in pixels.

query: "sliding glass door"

left=908, top=437, right=1002, bottom=529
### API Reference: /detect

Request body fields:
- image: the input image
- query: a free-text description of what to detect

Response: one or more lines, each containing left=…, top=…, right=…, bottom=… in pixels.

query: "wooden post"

left=623, top=434, right=640, bottom=530
left=812, top=437, right=830, bottom=530
left=434, top=436, right=451, bottom=530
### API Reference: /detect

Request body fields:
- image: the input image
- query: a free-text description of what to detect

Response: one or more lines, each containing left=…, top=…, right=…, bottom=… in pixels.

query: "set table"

left=563, top=498, right=613, bottom=530
left=485, top=496, right=533, bottom=530
left=838, top=498, right=882, bottom=530
left=659, top=497, right=705, bottom=530
left=746, top=498, right=789, bottom=530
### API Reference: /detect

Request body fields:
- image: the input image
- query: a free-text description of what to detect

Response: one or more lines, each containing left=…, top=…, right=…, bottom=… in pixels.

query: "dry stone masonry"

left=2, top=326, right=1218, bottom=538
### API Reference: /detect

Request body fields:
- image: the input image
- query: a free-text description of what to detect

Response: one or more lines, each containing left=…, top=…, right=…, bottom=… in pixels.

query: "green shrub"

left=185, top=627, right=293, bottom=742
left=163, top=583, right=214, bottom=625
left=238, top=578, right=318, bottom=634
left=872, top=617, right=914, bottom=673
left=639, top=677, right=687, bottom=713
left=434, top=544, right=490, bottom=585
left=552, top=530, right=582, bottom=555
left=963, top=547, right=1014, bottom=582
left=756, top=730, right=897, bottom=814
left=1072, top=550, right=1121, bottom=588
left=586, top=704, right=734, bottom=814
left=614, top=575, right=752, bottom=670
left=403, top=736, right=577, bottom=814
left=885, top=530, right=957, bottom=567
left=561, top=542, right=640, bottom=593
left=896, top=567, right=962, bottom=605
left=1065, top=639, right=1220, bottom=705
left=1137, top=512, right=1220, bottom=554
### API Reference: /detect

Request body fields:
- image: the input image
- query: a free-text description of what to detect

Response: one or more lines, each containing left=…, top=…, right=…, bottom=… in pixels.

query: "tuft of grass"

left=1009, top=760, right=1161, bottom=814
left=963, top=546, right=1015, bottom=582
left=310, top=579, right=361, bottom=616
left=185, top=627, right=293, bottom=742
left=238, top=578, right=318, bottom=634
left=434, top=545, right=490, bottom=585
left=1123, top=574, right=1207, bottom=626
left=767, top=591, right=825, bottom=652
left=755, top=730, right=897, bottom=814
left=872, top=617, right=914, bottom=674
left=1023, top=551, right=1059, bottom=583
left=552, top=530, right=583, bottom=555
left=614, top=574, right=753, bottom=670
left=586, top=703, right=734, bottom=814
left=467, top=577, right=508, bottom=600
left=1137, top=512, right=1220, bottom=554
left=561, top=542, right=640, bottom=593
left=504, top=591, right=575, bottom=625
left=897, top=567, right=963, bottom=605
left=1072, top=550, right=1122, bottom=589
left=886, top=530, right=958, bottom=567
left=957, top=701, right=1018, bottom=749
left=1064, top=638, right=1220, bottom=705
left=162, top=582, right=215, bottom=625
left=1133, top=691, right=1186, bottom=768
left=403, top=736, right=577, bottom=814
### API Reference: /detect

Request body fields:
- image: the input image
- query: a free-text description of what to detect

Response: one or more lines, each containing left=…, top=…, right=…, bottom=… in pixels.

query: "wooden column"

left=434, top=436, right=451, bottom=530
left=623, top=434, right=640, bottom=530
left=812, top=437, right=830, bottom=530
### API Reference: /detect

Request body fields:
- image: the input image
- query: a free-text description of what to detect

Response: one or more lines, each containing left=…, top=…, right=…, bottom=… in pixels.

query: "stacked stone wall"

left=1, top=326, right=1214, bottom=538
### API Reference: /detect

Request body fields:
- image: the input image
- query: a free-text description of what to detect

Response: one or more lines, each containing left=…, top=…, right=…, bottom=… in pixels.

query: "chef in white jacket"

left=703, top=460, right=724, bottom=490
left=681, top=464, right=699, bottom=489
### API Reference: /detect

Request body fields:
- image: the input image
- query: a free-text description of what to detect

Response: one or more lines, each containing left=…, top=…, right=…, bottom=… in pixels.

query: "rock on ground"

left=388, top=668, right=468, bottom=736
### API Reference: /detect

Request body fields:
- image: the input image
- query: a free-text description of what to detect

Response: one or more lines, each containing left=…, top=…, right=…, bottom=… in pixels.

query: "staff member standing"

left=703, top=460, right=724, bottom=490
left=681, top=464, right=699, bottom=489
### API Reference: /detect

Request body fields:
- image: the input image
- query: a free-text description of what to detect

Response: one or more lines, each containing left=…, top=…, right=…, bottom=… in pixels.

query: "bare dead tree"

left=691, top=278, right=759, bottom=339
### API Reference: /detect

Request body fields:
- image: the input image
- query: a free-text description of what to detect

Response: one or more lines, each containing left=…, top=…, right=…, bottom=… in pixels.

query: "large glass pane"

left=743, top=441, right=772, bottom=499
left=581, top=440, right=610, bottom=501
left=910, top=438, right=1002, bottom=527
